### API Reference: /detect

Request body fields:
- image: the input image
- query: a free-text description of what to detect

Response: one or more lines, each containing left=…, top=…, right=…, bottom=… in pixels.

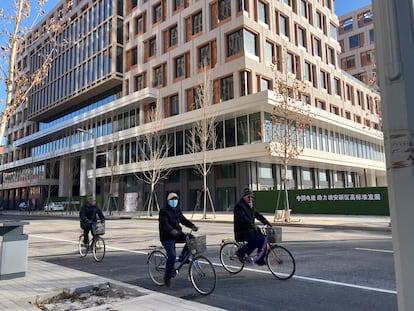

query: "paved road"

left=20, top=216, right=397, bottom=311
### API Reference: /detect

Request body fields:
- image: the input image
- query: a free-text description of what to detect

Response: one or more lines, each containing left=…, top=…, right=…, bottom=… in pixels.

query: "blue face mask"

left=169, top=199, right=178, bottom=208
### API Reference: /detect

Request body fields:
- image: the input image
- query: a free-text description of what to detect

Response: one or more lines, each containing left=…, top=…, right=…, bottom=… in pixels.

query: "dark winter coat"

left=233, top=198, right=271, bottom=242
left=79, top=203, right=105, bottom=228
left=159, top=204, right=195, bottom=241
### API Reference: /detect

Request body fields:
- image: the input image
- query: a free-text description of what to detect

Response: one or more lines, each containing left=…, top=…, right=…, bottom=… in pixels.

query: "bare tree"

left=135, top=97, right=171, bottom=216
left=266, top=51, right=311, bottom=222
left=0, top=0, right=63, bottom=141
left=187, top=66, right=216, bottom=219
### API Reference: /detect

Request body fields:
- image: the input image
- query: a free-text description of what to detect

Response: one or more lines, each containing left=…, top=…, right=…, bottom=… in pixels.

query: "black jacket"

left=234, top=198, right=270, bottom=242
left=79, top=203, right=105, bottom=226
left=159, top=204, right=194, bottom=241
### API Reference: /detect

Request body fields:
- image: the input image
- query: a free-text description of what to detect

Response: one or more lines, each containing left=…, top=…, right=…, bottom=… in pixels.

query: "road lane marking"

left=30, top=234, right=397, bottom=295
left=355, top=247, right=394, bottom=253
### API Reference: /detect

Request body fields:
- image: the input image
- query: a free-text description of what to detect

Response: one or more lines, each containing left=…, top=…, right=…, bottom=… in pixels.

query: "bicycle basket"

left=92, top=223, right=105, bottom=235
left=265, top=227, right=282, bottom=243
left=188, top=235, right=206, bottom=255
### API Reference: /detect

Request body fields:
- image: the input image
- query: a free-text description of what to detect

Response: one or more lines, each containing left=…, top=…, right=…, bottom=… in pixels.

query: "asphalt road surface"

left=10, top=215, right=397, bottom=311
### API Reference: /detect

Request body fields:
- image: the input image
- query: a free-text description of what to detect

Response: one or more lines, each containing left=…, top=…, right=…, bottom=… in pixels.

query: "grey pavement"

left=0, top=211, right=391, bottom=310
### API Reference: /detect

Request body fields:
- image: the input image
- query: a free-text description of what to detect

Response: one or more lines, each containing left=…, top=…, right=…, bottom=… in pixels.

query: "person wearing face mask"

left=159, top=192, right=199, bottom=288
left=233, top=187, right=272, bottom=265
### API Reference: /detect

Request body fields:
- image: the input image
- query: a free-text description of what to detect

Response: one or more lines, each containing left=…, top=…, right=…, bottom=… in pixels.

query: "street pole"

left=373, top=1, right=414, bottom=310
left=77, top=128, right=96, bottom=200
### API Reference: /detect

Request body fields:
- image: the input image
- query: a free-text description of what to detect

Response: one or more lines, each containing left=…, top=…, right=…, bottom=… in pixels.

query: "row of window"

left=339, top=9, right=373, bottom=35
left=23, top=109, right=384, bottom=168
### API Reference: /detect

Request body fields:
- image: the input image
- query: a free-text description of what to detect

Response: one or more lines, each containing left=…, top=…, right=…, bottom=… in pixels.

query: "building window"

left=238, top=0, right=248, bottom=12
left=135, top=73, right=146, bottom=91
left=169, top=25, right=178, bottom=47
left=135, top=13, right=146, bottom=35
left=240, top=71, right=251, bottom=96
left=170, top=94, right=179, bottom=116
left=300, top=0, right=308, bottom=19
left=327, top=46, right=335, bottom=65
left=358, top=10, right=373, bottom=27
left=219, top=0, right=231, bottom=20
left=334, top=78, right=341, bottom=96
left=149, top=37, right=156, bottom=57
left=330, top=23, right=337, bottom=40
left=330, top=105, right=339, bottom=115
left=220, top=75, right=234, bottom=101
left=320, top=70, right=327, bottom=90
left=153, top=3, right=163, bottom=24
left=175, top=56, right=184, bottom=78
left=361, top=50, right=375, bottom=66
left=296, top=25, right=306, bottom=49
left=153, top=65, right=163, bottom=87
left=192, top=11, right=203, bottom=35
left=174, top=0, right=184, bottom=11
left=258, top=1, right=268, bottom=25
left=260, top=77, right=271, bottom=90
left=349, top=34, right=363, bottom=49
left=342, top=17, right=353, bottom=32
left=316, top=99, right=326, bottom=110
left=342, top=56, right=356, bottom=69
left=199, top=44, right=211, bottom=67
left=131, top=46, right=138, bottom=66
left=313, top=36, right=321, bottom=57
left=227, top=29, right=257, bottom=58
left=304, top=62, right=311, bottom=81
left=265, top=41, right=274, bottom=65
left=278, top=13, right=289, bottom=38
left=369, top=29, right=375, bottom=42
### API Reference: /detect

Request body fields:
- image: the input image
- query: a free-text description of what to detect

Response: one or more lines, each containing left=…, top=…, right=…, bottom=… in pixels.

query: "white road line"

left=355, top=247, right=394, bottom=254
left=30, top=234, right=397, bottom=295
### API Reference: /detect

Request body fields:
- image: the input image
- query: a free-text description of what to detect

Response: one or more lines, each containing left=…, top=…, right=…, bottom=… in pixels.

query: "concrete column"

left=79, top=154, right=89, bottom=197
left=59, top=158, right=72, bottom=197
left=373, top=1, right=414, bottom=310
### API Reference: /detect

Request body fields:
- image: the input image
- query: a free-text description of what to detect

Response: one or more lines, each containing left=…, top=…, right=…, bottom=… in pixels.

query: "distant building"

left=0, top=0, right=385, bottom=211
left=337, top=5, right=377, bottom=89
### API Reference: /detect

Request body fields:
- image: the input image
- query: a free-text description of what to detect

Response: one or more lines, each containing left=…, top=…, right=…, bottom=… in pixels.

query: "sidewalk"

left=0, top=259, right=225, bottom=310
left=122, top=211, right=392, bottom=232
left=0, top=211, right=391, bottom=310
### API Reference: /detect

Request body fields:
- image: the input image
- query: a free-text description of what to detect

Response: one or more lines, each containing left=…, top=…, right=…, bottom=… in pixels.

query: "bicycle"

left=147, top=230, right=217, bottom=295
left=219, top=225, right=296, bottom=280
left=78, top=221, right=106, bottom=262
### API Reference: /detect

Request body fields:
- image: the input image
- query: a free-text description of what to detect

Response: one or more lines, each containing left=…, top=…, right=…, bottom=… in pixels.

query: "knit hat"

left=242, top=187, right=253, bottom=197
left=167, top=192, right=179, bottom=200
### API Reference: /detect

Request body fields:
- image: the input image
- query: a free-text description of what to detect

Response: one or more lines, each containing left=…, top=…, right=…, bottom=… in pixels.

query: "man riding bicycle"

left=159, top=192, right=198, bottom=288
left=234, top=187, right=272, bottom=265
left=79, top=196, right=105, bottom=246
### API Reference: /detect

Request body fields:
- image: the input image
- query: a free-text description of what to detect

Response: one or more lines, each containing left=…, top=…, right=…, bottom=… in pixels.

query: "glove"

left=192, top=225, right=199, bottom=232
left=101, top=220, right=105, bottom=224
left=170, top=229, right=179, bottom=236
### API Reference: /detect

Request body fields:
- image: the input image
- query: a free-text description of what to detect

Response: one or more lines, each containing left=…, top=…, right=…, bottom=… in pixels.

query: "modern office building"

left=0, top=0, right=385, bottom=212
left=337, top=5, right=377, bottom=89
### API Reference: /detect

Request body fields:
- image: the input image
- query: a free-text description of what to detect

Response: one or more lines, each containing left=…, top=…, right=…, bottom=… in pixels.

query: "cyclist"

left=159, top=192, right=198, bottom=288
left=234, top=187, right=272, bottom=265
left=79, top=196, right=105, bottom=246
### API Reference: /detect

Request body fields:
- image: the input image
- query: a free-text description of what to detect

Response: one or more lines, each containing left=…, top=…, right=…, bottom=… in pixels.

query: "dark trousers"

left=81, top=223, right=92, bottom=244
left=238, top=233, right=266, bottom=258
left=161, top=232, right=193, bottom=279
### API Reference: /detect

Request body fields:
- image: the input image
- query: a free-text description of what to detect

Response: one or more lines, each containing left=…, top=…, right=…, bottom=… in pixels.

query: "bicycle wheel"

left=266, top=245, right=296, bottom=280
left=219, top=241, right=244, bottom=274
left=92, top=236, right=106, bottom=262
left=148, top=250, right=167, bottom=286
left=189, top=255, right=216, bottom=295
left=78, top=235, right=88, bottom=257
